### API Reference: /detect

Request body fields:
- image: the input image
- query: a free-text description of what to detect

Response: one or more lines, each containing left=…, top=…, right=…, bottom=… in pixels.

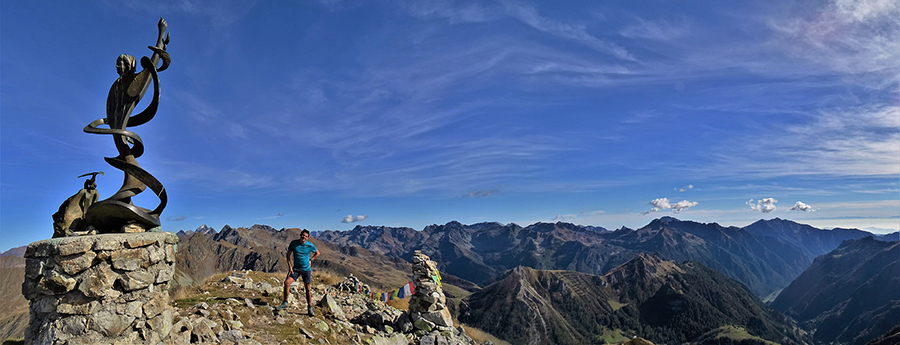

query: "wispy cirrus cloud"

left=159, top=160, right=277, bottom=192
left=712, top=104, right=900, bottom=178
left=168, top=0, right=899, bottom=199
left=99, top=0, right=256, bottom=28
left=466, top=189, right=500, bottom=198
left=404, top=0, right=497, bottom=23
left=502, top=2, right=633, bottom=61
left=619, top=17, right=689, bottom=42
left=768, top=0, right=899, bottom=81
left=177, top=93, right=248, bottom=139
left=401, top=0, right=633, bottom=60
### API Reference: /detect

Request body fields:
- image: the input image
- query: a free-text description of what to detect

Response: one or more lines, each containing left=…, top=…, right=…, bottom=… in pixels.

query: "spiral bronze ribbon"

left=81, top=18, right=171, bottom=232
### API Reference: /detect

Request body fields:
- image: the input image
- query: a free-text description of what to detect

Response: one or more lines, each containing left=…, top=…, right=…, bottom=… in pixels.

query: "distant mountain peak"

left=604, top=253, right=683, bottom=286
left=646, top=216, right=684, bottom=229
left=196, top=224, right=216, bottom=235
left=0, top=245, right=26, bottom=258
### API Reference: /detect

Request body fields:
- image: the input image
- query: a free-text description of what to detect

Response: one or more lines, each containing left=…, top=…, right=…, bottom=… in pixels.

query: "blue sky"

left=2, top=0, right=898, bottom=252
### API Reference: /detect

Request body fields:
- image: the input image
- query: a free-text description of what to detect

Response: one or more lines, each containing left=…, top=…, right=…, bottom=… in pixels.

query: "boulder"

left=371, top=333, right=408, bottom=345
left=318, top=294, right=347, bottom=320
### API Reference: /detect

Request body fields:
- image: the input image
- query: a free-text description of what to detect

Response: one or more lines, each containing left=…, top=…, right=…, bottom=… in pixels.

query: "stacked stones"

left=22, top=232, right=177, bottom=344
left=407, top=250, right=454, bottom=332
left=335, top=273, right=364, bottom=293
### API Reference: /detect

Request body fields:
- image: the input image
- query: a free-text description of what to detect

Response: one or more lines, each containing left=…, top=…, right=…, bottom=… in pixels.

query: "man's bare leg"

left=305, top=282, right=314, bottom=316
left=280, top=276, right=294, bottom=309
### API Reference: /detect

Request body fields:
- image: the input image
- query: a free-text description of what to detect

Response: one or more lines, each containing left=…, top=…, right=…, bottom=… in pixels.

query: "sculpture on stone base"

left=56, top=18, right=171, bottom=235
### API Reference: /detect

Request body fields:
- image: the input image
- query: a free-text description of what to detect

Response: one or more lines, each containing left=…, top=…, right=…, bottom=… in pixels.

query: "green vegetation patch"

left=607, top=299, right=627, bottom=311
left=698, top=325, right=781, bottom=345
left=594, top=329, right=630, bottom=344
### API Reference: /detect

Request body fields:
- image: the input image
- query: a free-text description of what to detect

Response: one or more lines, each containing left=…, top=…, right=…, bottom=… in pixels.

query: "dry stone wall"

left=22, top=232, right=177, bottom=344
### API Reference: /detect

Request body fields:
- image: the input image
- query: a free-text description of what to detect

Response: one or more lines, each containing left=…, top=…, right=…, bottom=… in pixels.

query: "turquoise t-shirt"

left=288, top=240, right=317, bottom=271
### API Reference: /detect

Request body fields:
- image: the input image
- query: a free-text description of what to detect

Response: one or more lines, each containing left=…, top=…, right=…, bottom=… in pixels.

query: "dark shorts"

left=289, top=268, right=312, bottom=284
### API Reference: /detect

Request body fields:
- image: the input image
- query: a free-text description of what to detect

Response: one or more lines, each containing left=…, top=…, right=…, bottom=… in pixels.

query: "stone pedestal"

left=22, top=232, right=177, bottom=345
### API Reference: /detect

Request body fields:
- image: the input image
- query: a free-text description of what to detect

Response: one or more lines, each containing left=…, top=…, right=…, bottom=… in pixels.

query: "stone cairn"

left=407, top=250, right=454, bottom=332
left=339, top=251, right=482, bottom=345
left=22, top=232, right=177, bottom=344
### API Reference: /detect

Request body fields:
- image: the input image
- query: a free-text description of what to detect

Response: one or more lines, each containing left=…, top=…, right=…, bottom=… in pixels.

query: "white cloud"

left=789, top=201, right=816, bottom=212
left=671, top=200, right=699, bottom=213
left=342, top=214, right=368, bottom=223
left=675, top=184, right=694, bottom=192
left=642, top=197, right=698, bottom=215
left=649, top=198, right=671, bottom=212
left=747, top=198, right=778, bottom=213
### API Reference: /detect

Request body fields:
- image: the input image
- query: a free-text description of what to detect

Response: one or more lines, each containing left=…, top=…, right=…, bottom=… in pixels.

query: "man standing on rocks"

left=280, top=229, right=319, bottom=315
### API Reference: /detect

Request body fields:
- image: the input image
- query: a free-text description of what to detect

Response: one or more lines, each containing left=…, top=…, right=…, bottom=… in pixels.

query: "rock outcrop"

left=22, top=232, right=177, bottom=344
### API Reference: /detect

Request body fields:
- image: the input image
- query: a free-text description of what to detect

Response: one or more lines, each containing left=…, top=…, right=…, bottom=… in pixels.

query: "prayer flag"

left=398, top=284, right=406, bottom=299
left=409, top=281, right=415, bottom=295
left=391, top=289, right=398, bottom=300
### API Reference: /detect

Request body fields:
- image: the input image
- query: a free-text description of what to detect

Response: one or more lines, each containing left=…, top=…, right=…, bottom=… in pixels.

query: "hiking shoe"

left=308, top=306, right=315, bottom=316
left=277, top=301, right=289, bottom=310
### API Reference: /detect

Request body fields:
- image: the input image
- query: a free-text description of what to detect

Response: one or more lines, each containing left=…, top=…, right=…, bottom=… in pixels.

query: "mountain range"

left=317, top=217, right=876, bottom=297
left=1, top=217, right=896, bottom=344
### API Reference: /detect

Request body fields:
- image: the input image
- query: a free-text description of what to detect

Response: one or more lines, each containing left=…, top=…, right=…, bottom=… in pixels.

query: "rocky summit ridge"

left=157, top=268, right=486, bottom=345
